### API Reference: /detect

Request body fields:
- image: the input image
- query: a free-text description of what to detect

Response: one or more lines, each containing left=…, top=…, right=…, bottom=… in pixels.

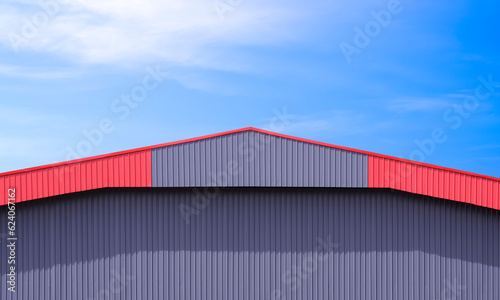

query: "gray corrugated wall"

left=152, top=131, right=368, bottom=188
left=1, top=187, right=499, bottom=300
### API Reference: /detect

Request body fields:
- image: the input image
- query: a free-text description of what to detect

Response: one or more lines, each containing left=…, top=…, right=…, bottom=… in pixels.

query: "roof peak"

left=1, top=127, right=499, bottom=182
left=1, top=127, right=499, bottom=209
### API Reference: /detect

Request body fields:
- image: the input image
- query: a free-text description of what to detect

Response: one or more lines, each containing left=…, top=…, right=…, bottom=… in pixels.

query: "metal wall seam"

left=368, top=155, right=500, bottom=210
left=0, top=150, right=152, bottom=205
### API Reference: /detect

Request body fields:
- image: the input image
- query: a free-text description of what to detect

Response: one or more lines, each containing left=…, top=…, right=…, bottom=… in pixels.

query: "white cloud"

left=0, top=0, right=319, bottom=70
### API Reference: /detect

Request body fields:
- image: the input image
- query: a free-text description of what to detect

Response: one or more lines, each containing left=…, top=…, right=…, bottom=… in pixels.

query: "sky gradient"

left=0, top=0, right=499, bottom=177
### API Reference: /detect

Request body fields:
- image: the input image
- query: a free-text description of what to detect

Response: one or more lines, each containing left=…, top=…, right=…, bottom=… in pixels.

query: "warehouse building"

left=1, top=127, right=499, bottom=299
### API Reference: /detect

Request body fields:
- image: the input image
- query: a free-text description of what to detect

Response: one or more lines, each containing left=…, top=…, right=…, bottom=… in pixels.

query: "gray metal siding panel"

left=152, top=131, right=369, bottom=188
left=1, top=188, right=499, bottom=299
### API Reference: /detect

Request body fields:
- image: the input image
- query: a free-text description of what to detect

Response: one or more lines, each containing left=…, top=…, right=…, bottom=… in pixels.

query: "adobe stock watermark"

left=6, top=188, right=17, bottom=293
left=433, top=278, right=466, bottom=300
left=387, top=74, right=499, bottom=186
left=8, top=0, right=82, bottom=53
left=340, top=0, right=405, bottom=63
left=271, top=235, right=340, bottom=299
left=86, top=269, right=135, bottom=300
left=213, top=0, right=243, bottom=20
left=62, top=65, right=168, bottom=161
left=178, top=107, right=297, bottom=224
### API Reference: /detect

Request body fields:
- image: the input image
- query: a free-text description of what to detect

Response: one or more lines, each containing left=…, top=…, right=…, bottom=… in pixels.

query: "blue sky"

left=0, top=0, right=499, bottom=177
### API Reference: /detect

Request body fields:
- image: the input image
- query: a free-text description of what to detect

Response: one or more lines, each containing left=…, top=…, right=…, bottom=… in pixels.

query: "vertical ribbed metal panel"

left=152, top=131, right=368, bottom=188
left=0, top=150, right=152, bottom=205
left=1, top=187, right=499, bottom=299
left=368, top=155, right=500, bottom=210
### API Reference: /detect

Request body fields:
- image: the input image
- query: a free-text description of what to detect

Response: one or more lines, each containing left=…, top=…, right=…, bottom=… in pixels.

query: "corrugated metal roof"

left=0, top=150, right=151, bottom=205
left=369, top=155, right=500, bottom=209
left=0, top=127, right=498, bottom=209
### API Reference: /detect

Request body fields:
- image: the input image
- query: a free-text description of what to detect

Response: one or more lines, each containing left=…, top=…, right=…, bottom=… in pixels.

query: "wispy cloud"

left=0, top=104, right=60, bottom=126
left=0, top=137, right=61, bottom=158
left=0, top=0, right=318, bottom=70
left=0, top=101, right=75, bottom=128
left=0, top=64, right=82, bottom=79
left=264, top=109, right=394, bottom=137
left=477, top=157, right=500, bottom=161
left=460, top=54, right=487, bottom=62
left=459, top=156, right=500, bottom=165
left=386, top=97, right=453, bottom=113
left=468, top=144, right=500, bottom=151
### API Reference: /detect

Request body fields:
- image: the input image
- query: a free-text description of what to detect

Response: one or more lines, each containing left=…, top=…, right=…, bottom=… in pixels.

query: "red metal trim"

left=367, top=155, right=500, bottom=210
left=0, top=150, right=152, bottom=205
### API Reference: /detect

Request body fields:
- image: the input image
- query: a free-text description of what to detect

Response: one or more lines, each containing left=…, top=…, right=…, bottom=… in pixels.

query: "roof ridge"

left=1, top=127, right=499, bottom=182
